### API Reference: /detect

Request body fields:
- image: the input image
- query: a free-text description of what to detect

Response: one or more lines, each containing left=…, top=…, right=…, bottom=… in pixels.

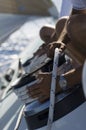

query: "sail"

left=0, top=0, right=58, bottom=16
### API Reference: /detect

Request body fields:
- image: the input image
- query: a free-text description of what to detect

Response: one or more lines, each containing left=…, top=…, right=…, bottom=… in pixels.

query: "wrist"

left=71, top=9, right=86, bottom=15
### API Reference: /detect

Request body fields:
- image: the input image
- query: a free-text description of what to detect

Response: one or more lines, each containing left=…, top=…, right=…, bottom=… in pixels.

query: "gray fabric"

left=71, top=0, right=86, bottom=10
left=60, top=0, right=72, bottom=17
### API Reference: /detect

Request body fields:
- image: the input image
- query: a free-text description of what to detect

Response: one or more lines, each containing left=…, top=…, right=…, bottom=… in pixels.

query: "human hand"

left=46, top=41, right=66, bottom=58
left=34, top=41, right=65, bottom=59
left=27, top=72, right=61, bottom=103
left=27, top=72, right=51, bottom=102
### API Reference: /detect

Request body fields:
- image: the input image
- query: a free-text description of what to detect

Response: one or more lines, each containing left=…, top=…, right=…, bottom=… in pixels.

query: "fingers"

left=34, top=41, right=65, bottom=59
left=46, top=42, right=56, bottom=58
left=27, top=78, right=43, bottom=98
left=28, top=86, right=41, bottom=98
left=47, top=41, right=66, bottom=58
left=27, top=72, right=51, bottom=103
left=39, top=95, right=49, bottom=103
left=28, top=86, right=50, bottom=103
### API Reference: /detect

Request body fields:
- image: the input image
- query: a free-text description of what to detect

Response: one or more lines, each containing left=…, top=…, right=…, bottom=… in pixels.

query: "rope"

left=46, top=48, right=61, bottom=130
left=14, top=105, right=25, bottom=130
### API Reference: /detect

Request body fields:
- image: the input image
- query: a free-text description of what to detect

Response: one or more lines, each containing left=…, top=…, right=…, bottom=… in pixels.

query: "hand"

left=33, top=41, right=65, bottom=59
left=46, top=41, right=66, bottom=58
left=27, top=72, right=61, bottom=103
left=27, top=72, right=51, bottom=102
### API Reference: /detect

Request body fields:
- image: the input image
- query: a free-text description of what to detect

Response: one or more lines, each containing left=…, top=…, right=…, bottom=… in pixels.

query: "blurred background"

left=0, top=0, right=72, bottom=89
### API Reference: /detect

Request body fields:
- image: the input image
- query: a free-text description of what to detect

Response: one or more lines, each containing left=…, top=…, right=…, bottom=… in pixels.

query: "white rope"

left=14, top=105, right=25, bottom=130
left=46, top=48, right=61, bottom=130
